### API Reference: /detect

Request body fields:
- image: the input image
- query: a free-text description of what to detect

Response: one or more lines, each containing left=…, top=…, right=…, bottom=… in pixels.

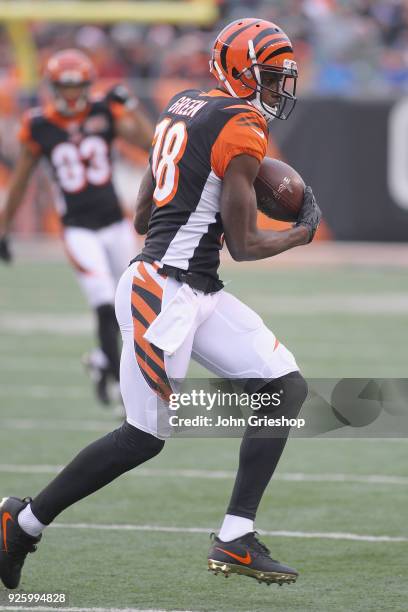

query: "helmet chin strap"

left=211, top=59, right=238, bottom=97
left=212, top=46, right=277, bottom=122
left=246, top=39, right=276, bottom=123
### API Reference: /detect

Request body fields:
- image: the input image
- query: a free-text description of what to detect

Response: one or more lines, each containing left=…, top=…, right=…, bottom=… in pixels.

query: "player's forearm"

left=1, top=145, right=38, bottom=235
left=228, top=225, right=309, bottom=262
left=117, top=112, right=153, bottom=151
left=134, top=203, right=152, bottom=235
left=134, top=166, right=154, bottom=235
left=132, top=112, right=154, bottom=151
left=0, top=181, right=28, bottom=234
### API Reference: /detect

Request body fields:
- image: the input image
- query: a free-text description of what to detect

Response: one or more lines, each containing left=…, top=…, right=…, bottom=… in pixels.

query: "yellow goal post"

left=0, top=1, right=219, bottom=91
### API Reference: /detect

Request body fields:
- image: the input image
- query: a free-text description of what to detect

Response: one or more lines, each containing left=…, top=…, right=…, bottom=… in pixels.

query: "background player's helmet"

left=210, top=18, right=298, bottom=122
left=45, top=49, right=95, bottom=116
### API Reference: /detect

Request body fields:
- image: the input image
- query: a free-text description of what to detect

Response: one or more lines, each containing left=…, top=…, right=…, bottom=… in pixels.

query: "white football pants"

left=115, top=260, right=299, bottom=439
left=63, top=219, right=137, bottom=308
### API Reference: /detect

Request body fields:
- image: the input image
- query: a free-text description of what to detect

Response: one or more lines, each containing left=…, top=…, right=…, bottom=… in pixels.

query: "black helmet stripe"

left=255, top=37, right=290, bottom=60
left=220, top=44, right=229, bottom=71
left=220, top=20, right=262, bottom=71
left=252, top=28, right=282, bottom=49
left=261, top=46, right=293, bottom=64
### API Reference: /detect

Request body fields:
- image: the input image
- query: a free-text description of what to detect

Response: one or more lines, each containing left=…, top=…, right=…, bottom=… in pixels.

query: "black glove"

left=295, top=186, right=322, bottom=243
left=105, top=84, right=138, bottom=110
left=0, top=234, right=12, bottom=263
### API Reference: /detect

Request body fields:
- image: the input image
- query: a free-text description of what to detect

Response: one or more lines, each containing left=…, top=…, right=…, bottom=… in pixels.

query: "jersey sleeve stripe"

left=223, top=104, right=255, bottom=111
left=211, top=112, right=267, bottom=178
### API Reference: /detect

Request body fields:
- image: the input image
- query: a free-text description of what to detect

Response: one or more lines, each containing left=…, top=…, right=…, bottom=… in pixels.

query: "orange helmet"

left=210, top=18, right=298, bottom=121
left=45, top=49, right=95, bottom=116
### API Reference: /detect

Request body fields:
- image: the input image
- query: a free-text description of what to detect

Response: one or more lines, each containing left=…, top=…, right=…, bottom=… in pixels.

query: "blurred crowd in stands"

left=0, top=0, right=408, bottom=99
left=0, top=1, right=405, bottom=235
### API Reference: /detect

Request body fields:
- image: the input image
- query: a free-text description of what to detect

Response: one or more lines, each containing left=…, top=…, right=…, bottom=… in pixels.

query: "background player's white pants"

left=63, top=219, right=137, bottom=308
left=115, top=261, right=299, bottom=439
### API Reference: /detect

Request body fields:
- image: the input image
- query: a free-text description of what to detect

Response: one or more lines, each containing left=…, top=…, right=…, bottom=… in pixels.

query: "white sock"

left=218, top=514, right=254, bottom=542
left=18, top=504, right=46, bottom=537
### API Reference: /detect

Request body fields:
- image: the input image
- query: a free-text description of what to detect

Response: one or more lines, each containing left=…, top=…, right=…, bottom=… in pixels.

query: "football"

left=254, top=158, right=305, bottom=222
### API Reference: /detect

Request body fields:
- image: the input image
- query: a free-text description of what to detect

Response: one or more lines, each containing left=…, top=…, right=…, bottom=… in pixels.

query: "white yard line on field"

left=1, top=463, right=407, bottom=486
left=251, top=293, right=408, bottom=315
left=49, top=522, right=408, bottom=543
left=0, top=339, right=398, bottom=373
left=1, top=418, right=407, bottom=444
left=1, top=291, right=408, bottom=338
left=0, top=419, right=112, bottom=432
left=0, top=313, right=92, bottom=335
left=0, top=385, right=89, bottom=399
left=0, top=357, right=81, bottom=373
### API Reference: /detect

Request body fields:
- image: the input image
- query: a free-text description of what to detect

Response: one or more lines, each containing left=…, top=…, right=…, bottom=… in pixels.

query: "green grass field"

left=0, top=255, right=407, bottom=612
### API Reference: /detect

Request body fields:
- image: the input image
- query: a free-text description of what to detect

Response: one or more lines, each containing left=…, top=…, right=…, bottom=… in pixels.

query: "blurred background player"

left=0, top=49, right=153, bottom=407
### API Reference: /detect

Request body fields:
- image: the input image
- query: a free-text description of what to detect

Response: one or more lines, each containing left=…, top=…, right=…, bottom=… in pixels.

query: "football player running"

left=0, top=49, right=153, bottom=406
left=0, top=20, right=321, bottom=590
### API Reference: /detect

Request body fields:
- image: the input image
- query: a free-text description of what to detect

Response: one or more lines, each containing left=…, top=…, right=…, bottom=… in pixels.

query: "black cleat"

left=208, top=531, right=298, bottom=585
left=0, top=497, right=41, bottom=589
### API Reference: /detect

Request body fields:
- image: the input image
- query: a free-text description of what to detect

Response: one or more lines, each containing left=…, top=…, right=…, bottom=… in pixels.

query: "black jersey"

left=19, top=97, right=125, bottom=230
left=139, top=89, right=267, bottom=289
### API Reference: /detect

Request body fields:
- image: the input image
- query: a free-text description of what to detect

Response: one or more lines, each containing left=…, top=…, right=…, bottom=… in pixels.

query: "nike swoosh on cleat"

left=250, top=128, right=265, bottom=139
left=2, top=511, right=13, bottom=553
left=215, top=547, right=252, bottom=564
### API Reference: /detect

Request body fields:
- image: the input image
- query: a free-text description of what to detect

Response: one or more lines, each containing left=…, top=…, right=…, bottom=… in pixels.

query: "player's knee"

left=259, top=371, right=308, bottom=418
left=283, top=371, right=308, bottom=410
left=113, top=421, right=165, bottom=470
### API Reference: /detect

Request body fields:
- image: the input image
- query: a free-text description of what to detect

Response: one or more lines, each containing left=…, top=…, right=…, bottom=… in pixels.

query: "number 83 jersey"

left=141, top=88, right=268, bottom=287
left=19, top=98, right=124, bottom=230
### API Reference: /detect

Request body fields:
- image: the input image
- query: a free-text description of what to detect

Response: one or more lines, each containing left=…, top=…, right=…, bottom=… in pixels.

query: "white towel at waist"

left=143, top=284, right=200, bottom=355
